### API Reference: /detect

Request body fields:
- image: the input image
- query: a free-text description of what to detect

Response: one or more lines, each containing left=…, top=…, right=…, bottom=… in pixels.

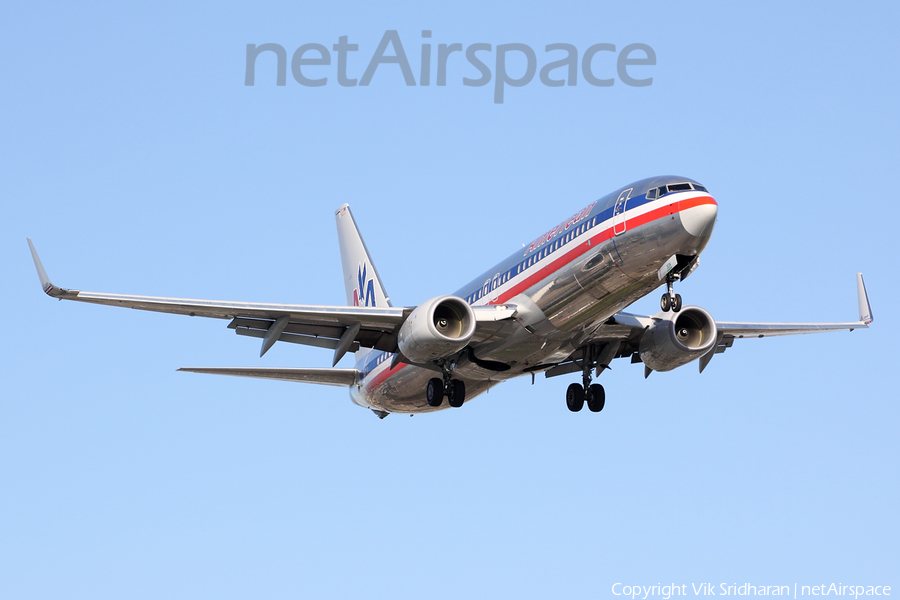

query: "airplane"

left=28, top=176, right=873, bottom=418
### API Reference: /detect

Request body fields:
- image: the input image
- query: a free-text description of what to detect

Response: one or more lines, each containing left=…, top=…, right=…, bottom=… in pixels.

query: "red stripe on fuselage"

left=363, top=195, right=717, bottom=392
left=491, top=195, right=717, bottom=305
left=364, top=360, right=408, bottom=392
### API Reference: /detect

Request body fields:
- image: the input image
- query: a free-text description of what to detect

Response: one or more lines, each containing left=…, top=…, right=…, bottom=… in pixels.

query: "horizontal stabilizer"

left=178, top=367, right=358, bottom=387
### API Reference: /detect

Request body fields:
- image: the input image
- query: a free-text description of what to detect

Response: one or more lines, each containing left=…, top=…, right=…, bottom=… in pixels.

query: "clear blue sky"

left=1, top=1, right=897, bottom=598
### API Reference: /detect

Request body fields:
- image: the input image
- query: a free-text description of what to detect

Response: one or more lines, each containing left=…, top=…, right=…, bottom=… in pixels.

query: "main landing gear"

left=566, top=383, right=605, bottom=413
left=660, top=273, right=683, bottom=313
left=566, top=345, right=606, bottom=413
left=426, top=361, right=466, bottom=408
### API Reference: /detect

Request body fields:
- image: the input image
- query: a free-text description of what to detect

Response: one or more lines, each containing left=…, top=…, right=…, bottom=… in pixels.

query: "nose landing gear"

left=660, top=273, right=683, bottom=313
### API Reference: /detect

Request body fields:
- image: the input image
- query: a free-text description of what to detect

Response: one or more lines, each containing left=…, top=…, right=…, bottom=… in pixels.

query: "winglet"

left=27, top=238, right=77, bottom=299
left=27, top=238, right=53, bottom=292
left=857, top=273, right=873, bottom=324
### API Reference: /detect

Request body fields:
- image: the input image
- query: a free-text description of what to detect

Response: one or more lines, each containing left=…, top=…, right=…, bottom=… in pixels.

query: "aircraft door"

left=490, top=273, right=501, bottom=303
left=612, top=188, right=632, bottom=236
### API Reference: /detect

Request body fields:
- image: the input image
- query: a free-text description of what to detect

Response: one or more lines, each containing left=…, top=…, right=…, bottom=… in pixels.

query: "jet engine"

left=397, top=295, right=477, bottom=363
left=638, top=306, right=717, bottom=372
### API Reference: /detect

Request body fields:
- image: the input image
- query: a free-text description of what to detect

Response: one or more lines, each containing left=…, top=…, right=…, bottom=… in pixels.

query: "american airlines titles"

left=525, top=202, right=596, bottom=256
left=611, top=582, right=891, bottom=599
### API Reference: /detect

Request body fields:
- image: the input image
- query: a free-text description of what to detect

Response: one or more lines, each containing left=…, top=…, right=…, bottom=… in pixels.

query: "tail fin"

left=335, top=204, right=392, bottom=308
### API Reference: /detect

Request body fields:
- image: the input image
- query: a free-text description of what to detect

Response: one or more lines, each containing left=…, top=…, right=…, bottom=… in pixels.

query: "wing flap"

left=178, top=367, right=359, bottom=387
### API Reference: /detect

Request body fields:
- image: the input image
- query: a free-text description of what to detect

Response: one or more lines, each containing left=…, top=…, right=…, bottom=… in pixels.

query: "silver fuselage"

left=351, top=176, right=718, bottom=413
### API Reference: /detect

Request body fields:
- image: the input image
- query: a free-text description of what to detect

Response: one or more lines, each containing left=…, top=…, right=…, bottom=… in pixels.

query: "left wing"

left=714, top=273, right=873, bottom=337
left=546, top=273, right=872, bottom=377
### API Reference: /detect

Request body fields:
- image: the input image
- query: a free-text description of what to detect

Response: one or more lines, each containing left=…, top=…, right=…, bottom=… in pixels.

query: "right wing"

left=28, top=239, right=517, bottom=365
left=29, top=238, right=408, bottom=363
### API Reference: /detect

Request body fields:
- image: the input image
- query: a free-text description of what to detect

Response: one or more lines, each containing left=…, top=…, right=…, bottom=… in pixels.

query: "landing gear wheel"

left=426, top=378, right=445, bottom=407
left=673, top=294, right=683, bottom=313
left=566, top=383, right=585, bottom=412
left=587, top=384, right=606, bottom=412
left=448, top=380, right=466, bottom=408
left=660, top=293, right=671, bottom=312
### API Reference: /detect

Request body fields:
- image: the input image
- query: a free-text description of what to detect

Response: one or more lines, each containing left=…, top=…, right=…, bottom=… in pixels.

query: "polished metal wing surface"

left=28, top=238, right=408, bottom=362
left=28, top=238, right=518, bottom=365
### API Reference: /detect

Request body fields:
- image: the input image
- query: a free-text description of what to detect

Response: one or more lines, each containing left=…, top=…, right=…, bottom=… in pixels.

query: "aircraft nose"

left=679, top=200, right=717, bottom=238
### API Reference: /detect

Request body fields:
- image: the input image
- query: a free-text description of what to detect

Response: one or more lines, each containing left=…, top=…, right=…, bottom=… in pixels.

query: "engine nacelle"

left=397, top=295, right=477, bottom=363
left=638, top=306, right=718, bottom=372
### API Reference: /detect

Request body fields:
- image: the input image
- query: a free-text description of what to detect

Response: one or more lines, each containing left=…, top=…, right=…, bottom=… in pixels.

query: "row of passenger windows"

left=363, top=350, right=390, bottom=376
left=646, top=182, right=708, bottom=200
left=466, top=215, right=600, bottom=304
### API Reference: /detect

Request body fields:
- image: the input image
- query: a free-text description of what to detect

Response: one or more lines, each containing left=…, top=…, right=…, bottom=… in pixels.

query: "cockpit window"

left=654, top=182, right=706, bottom=199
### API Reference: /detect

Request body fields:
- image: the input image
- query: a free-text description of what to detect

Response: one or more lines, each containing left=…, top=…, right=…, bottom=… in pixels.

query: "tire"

left=673, top=294, right=683, bottom=312
left=660, top=294, right=671, bottom=312
left=566, top=383, right=585, bottom=412
left=448, top=380, right=466, bottom=407
left=426, top=378, right=444, bottom=407
left=587, top=384, right=606, bottom=412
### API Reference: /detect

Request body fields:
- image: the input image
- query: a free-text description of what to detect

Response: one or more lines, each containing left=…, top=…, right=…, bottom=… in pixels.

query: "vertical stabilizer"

left=335, top=204, right=392, bottom=309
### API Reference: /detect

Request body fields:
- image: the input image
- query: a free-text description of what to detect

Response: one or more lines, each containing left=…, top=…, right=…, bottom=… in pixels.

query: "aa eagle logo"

left=353, top=264, right=376, bottom=307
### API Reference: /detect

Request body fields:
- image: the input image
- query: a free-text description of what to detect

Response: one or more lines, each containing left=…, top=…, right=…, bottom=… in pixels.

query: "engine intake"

left=639, top=306, right=717, bottom=372
left=397, top=296, right=476, bottom=363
